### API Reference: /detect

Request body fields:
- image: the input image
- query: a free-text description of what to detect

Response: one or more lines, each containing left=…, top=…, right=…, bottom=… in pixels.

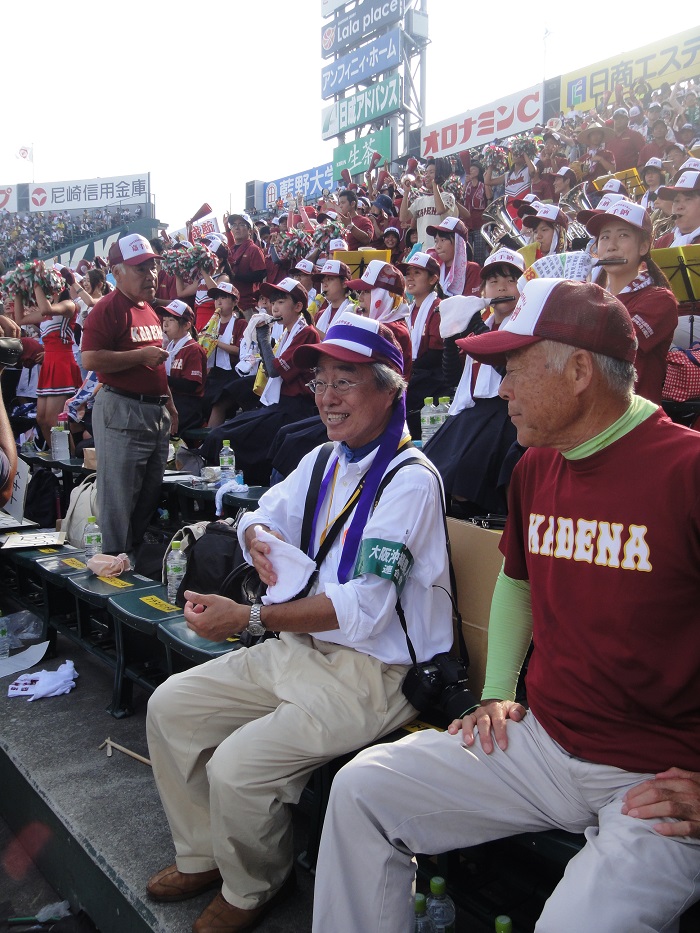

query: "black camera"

left=402, top=652, right=477, bottom=721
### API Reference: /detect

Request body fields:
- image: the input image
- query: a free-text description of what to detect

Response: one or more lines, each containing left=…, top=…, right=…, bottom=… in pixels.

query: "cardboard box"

left=447, top=517, right=504, bottom=697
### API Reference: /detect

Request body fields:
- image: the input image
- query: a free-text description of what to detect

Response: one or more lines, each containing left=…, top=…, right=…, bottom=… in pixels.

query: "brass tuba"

left=479, top=195, right=528, bottom=250
left=650, top=208, right=675, bottom=241
left=558, top=182, right=593, bottom=246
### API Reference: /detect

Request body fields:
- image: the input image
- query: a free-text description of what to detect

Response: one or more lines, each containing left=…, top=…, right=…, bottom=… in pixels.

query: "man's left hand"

left=183, top=591, right=247, bottom=642
left=622, top=767, right=700, bottom=838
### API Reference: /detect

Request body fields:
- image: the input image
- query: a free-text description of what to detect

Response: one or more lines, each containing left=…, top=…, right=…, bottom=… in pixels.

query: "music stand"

left=650, top=245, right=700, bottom=345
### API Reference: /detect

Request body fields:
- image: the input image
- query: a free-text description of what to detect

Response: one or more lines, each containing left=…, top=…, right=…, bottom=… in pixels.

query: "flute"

left=594, top=258, right=628, bottom=266
left=487, top=296, right=518, bottom=304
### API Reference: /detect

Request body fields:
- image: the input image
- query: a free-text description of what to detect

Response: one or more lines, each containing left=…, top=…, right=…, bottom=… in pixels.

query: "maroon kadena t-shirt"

left=501, top=410, right=700, bottom=773
left=81, top=288, right=167, bottom=395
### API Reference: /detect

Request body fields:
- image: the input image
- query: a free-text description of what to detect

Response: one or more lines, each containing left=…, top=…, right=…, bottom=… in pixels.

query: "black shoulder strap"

left=299, top=442, right=334, bottom=556
left=372, top=451, right=470, bottom=671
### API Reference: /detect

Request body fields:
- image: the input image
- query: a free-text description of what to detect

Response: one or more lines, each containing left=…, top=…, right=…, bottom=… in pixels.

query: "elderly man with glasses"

left=145, top=312, right=456, bottom=933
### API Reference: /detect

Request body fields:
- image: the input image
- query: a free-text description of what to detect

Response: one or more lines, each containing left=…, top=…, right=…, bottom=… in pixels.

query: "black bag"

left=175, top=519, right=245, bottom=607
left=24, top=468, right=63, bottom=527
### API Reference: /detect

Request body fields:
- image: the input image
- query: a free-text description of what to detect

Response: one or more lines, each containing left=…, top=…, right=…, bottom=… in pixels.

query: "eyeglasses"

left=306, top=378, right=366, bottom=395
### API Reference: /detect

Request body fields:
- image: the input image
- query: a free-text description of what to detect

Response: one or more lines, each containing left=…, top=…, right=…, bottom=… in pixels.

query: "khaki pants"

left=146, top=632, right=415, bottom=910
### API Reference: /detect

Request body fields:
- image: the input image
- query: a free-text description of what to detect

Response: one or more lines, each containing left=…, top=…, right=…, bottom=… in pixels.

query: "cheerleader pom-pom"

left=481, top=144, right=509, bottom=175
left=509, top=135, right=537, bottom=159
left=312, top=221, right=345, bottom=256
left=160, top=247, right=193, bottom=281
left=442, top=174, right=465, bottom=201
left=0, top=260, right=63, bottom=304
left=277, top=228, right=313, bottom=264
left=184, top=242, right=217, bottom=278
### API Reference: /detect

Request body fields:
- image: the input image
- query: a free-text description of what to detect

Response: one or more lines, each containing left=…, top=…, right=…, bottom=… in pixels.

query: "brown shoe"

left=192, top=872, right=297, bottom=932
left=147, top=864, right=222, bottom=902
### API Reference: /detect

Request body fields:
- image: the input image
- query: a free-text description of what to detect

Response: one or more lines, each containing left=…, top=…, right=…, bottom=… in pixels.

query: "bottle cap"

left=414, top=893, right=427, bottom=915
left=222, top=440, right=231, bottom=447
left=495, top=915, right=513, bottom=933
left=429, top=876, right=446, bottom=896
left=172, top=541, right=181, bottom=550
left=438, top=396, right=450, bottom=403
left=424, top=397, right=433, bottom=406
left=87, top=516, right=96, bottom=523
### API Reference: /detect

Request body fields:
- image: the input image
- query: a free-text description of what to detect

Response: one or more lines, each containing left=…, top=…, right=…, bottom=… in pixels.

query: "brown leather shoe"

left=192, top=872, right=297, bottom=932
left=147, top=864, right=222, bottom=902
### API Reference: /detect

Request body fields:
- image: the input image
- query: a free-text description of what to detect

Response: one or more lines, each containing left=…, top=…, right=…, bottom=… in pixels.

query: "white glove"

left=8, top=660, right=78, bottom=701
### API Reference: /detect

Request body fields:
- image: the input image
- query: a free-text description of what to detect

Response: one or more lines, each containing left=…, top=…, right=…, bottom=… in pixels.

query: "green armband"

left=353, top=538, right=414, bottom=595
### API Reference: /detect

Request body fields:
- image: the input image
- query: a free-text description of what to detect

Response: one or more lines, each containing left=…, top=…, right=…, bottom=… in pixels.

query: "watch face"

left=246, top=622, right=266, bottom=637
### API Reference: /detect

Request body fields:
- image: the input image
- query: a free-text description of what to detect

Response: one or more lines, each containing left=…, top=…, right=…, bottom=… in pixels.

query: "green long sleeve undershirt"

left=480, top=396, right=658, bottom=702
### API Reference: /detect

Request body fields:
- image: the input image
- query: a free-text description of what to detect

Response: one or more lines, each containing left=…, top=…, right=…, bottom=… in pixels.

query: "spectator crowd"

left=0, top=204, right=143, bottom=267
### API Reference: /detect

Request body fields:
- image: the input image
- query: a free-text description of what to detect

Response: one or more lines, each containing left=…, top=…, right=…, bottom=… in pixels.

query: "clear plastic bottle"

left=0, top=612, right=9, bottom=660
left=50, top=413, right=71, bottom=460
left=420, top=397, right=439, bottom=445
left=167, top=542, right=187, bottom=604
left=495, top=916, right=513, bottom=933
left=414, top=892, right=436, bottom=932
left=83, top=516, right=103, bottom=560
left=436, top=396, right=451, bottom=429
left=219, top=440, right=235, bottom=484
left=426, top=877, right=456, bottom=933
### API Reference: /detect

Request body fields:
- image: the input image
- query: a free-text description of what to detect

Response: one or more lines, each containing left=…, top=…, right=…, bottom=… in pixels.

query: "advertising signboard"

left=333, top=126, right=391, bottom=181
left=322, top=28, right=401, bottom=100
left=27, top=173, right=150, bottom=213
left=322, top=75, right=401, bottom=140
left=321, top=0, right=403, bottom=58
left=265, top=163, right=335, bottom=208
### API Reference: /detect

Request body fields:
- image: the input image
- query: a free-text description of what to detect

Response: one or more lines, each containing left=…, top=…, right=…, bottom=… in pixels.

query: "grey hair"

left=371, top=361, right=408, bottom=396
left=541, top=340, right=636, bottom=398
left=111, top=262, right=124, bottom=277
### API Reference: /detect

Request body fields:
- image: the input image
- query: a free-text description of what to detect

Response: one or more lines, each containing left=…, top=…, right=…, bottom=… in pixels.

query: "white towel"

left=253, top=526, right=316, bottom=605
left=8, top=660, right=78, bottom=701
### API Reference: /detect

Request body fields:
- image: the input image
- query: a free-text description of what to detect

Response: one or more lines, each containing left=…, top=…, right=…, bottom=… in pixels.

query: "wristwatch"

left=245, top=603, right=266, bottom=638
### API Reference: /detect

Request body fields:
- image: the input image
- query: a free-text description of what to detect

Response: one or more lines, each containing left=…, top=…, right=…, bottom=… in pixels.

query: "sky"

left=2, top=2, right=699, bottom=231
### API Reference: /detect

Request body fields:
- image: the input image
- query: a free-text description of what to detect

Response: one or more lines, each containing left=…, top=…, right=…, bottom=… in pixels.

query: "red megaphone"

left=369, top=151, right=383, bottom=172
left=406, top=157, right=418, bottom=174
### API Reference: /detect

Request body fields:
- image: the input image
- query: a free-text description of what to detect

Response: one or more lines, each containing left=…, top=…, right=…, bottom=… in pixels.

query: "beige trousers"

left=146, top=632, right=415, bottom=910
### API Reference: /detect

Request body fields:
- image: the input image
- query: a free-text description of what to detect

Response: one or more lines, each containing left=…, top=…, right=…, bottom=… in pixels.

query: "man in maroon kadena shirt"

left=81, top=234, right=176, bottom=556
left=312, top=279, right=700, bottom=933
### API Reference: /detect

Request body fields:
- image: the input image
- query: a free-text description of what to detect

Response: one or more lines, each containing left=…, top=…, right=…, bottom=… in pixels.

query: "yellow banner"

left=561, top=27, right=700, bottom=112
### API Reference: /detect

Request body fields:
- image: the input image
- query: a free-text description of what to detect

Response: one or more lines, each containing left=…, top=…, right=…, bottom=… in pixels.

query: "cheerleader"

left=16, top=276, right=81, bottom=446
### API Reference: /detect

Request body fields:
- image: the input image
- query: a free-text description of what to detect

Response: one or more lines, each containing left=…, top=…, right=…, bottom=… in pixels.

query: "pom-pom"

left=481, top=144, right=509, bottom=174
left=312, top=221, right=346, bottom=255
left=442, top=173, right=465, bottom=201
left=0, top=259, right=64, bottom=305
left=277, top=228, right=313, bottom=264
left=509, top=135, right=537, bottom=159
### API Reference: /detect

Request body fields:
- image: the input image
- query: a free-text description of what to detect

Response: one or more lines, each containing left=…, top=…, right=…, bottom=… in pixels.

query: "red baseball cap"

left=260, top=276, right=308, bottom=306
left=459, top=279, right=637, bottom=367
left=398, top=251, right=441, bottom=277
left=158, top=299, right=195, bottom=323
left=425, top=216, right=469, bottom=241
left=319, top=259, right=351, bottom=279
left=347, top=260, right=405, bottom=296
left=585, top=200, right=652, bottom=238
left=108, top=233, right=161, bottom=267
left=207, top=281, right=240, bottom=301
left=521, top=204, right=569, bottom=230
left=659, top=170, right=700, bottom=200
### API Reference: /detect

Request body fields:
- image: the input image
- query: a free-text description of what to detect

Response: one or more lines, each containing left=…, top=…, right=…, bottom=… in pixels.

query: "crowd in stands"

left=1, top=75, right=699, bottom=518
left=0, top=205, right=143, bottom=266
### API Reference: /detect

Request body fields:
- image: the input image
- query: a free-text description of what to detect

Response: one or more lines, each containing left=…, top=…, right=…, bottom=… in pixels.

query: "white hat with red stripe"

left=659, top=170, right=700, bottom=199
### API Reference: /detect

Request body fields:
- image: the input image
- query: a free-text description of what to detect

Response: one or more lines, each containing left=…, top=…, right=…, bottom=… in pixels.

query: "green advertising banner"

left=333, top=126, right=392, bottom=181
left=322, top=75, right=401, bottom=141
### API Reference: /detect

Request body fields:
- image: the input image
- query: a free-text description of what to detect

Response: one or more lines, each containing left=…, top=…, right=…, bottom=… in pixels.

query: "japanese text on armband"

left=353, top=538, right=414, bottom=594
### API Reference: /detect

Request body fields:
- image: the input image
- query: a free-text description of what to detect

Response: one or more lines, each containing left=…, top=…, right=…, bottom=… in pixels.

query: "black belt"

left=106, top=387, right=169, bottom=405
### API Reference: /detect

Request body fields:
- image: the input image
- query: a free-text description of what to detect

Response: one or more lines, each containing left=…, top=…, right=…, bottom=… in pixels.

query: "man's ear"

left=569, top=349, right=595, bottom=396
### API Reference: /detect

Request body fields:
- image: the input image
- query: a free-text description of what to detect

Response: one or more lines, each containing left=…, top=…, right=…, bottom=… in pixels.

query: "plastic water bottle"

left=495, top=916, right=513, bottom=933
left=219, top=440, right=235, bottom=484
left=167, top=542, right=187, bottom=604
left=436, top=396, right=451, bottom=428
left=83, top=516, right=103, bottom=559
left=420, top=397, right=439, bottom=444
left=426, top=877, right=456, bottom=933
left=0, top=612, right=9, bottom=660
left=50, top=413, right=71, bottom=459
left=414, top=892, right=436, bottom=931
